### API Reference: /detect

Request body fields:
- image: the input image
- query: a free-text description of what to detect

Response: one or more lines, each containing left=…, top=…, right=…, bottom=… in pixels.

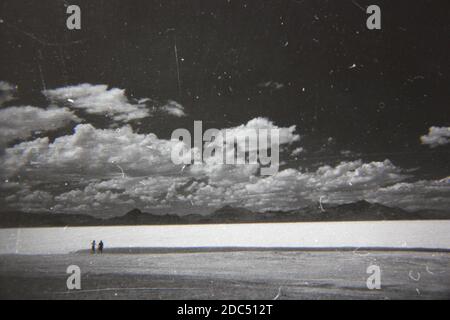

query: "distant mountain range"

left=183, top=201, right=449, bottom=224
left=0, top=201, right=449, bottom=228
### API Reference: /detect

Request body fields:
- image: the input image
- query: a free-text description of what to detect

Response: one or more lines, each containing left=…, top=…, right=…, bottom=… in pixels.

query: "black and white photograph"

left=0, top=0, right=449, bottom=302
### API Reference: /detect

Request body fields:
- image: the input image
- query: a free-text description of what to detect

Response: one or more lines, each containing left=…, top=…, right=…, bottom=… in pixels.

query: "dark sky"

left=1, top=0, right=449, bottom=174
left=0, top=0, right=449, bottom=215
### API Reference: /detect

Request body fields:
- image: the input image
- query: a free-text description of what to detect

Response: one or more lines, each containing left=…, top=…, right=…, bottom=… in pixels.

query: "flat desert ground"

left=1, top=221, right=449, bottom=299
left=1, top=250, right=449, bottom=300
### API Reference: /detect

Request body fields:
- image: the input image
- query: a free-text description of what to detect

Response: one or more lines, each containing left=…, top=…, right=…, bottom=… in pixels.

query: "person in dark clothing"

left=98, top=240, right=104, bottom=254
left=91, top=240, right=96, bottom=254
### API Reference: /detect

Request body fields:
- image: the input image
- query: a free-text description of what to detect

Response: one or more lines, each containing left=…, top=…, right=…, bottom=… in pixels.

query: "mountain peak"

left=124, top=208, right=144, bottom=217
left=351, top=200, right=373, bottom=207
left=213, top=205, right=253, bottom=215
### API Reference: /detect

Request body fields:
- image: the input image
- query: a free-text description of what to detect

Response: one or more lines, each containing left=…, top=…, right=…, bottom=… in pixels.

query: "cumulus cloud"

left=5, top=154, right=448, bottom=215
left=160, top=100, right=186, bottom=117
left=1, top=117, right=300, bottom=214
left=186, top=117, right=300, bottom=179
left=54, top=183, right=129, bottom=212
left=367, top=179, right=450, bottom=211
left=0, top=123, right=182, bottom=179
left=420, top=126, right=450, bottom=148
left=206, top=117, right=300, bottom=154
left=203, top=159, right=408, bottom=211
left=1, top=113, right=447, bottom=215
left=2, top=117, right=298, bottom=181
left=313, top=160, right=406, bottom=191
left=0, top=81, right=17, bottom=106
left=0, top=106, right=80, bottom=146
left=4, top=186, right=54, bottom=212
left=19, top=158, right=411, bottom=215
left=228, top=117, right=299, bottom=144
left=43, top=84, right=150, bottom=122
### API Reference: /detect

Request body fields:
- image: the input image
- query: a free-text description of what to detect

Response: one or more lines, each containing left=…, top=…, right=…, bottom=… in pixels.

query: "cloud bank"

left=44, top=84, right=150, bottom=122
left=1, top=123, right=179, bottom=178
left=420, top=126, right=450, bottom=148
left=0, top=106, right=80, bottom=146
left=160, top=100, right=186, bottom=117
left=6, top=119, right=446, bottom=215
left=0, top=82, right=447, bottom=217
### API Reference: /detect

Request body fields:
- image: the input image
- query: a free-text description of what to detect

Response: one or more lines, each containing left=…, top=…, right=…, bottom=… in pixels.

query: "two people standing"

left=90, top=240, right=104, bottom=254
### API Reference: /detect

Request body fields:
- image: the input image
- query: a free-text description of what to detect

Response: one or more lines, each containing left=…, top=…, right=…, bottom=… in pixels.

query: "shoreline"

left=1, top=246, right=450, bottom=256
left=75, top=246, right=450, bottom=254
